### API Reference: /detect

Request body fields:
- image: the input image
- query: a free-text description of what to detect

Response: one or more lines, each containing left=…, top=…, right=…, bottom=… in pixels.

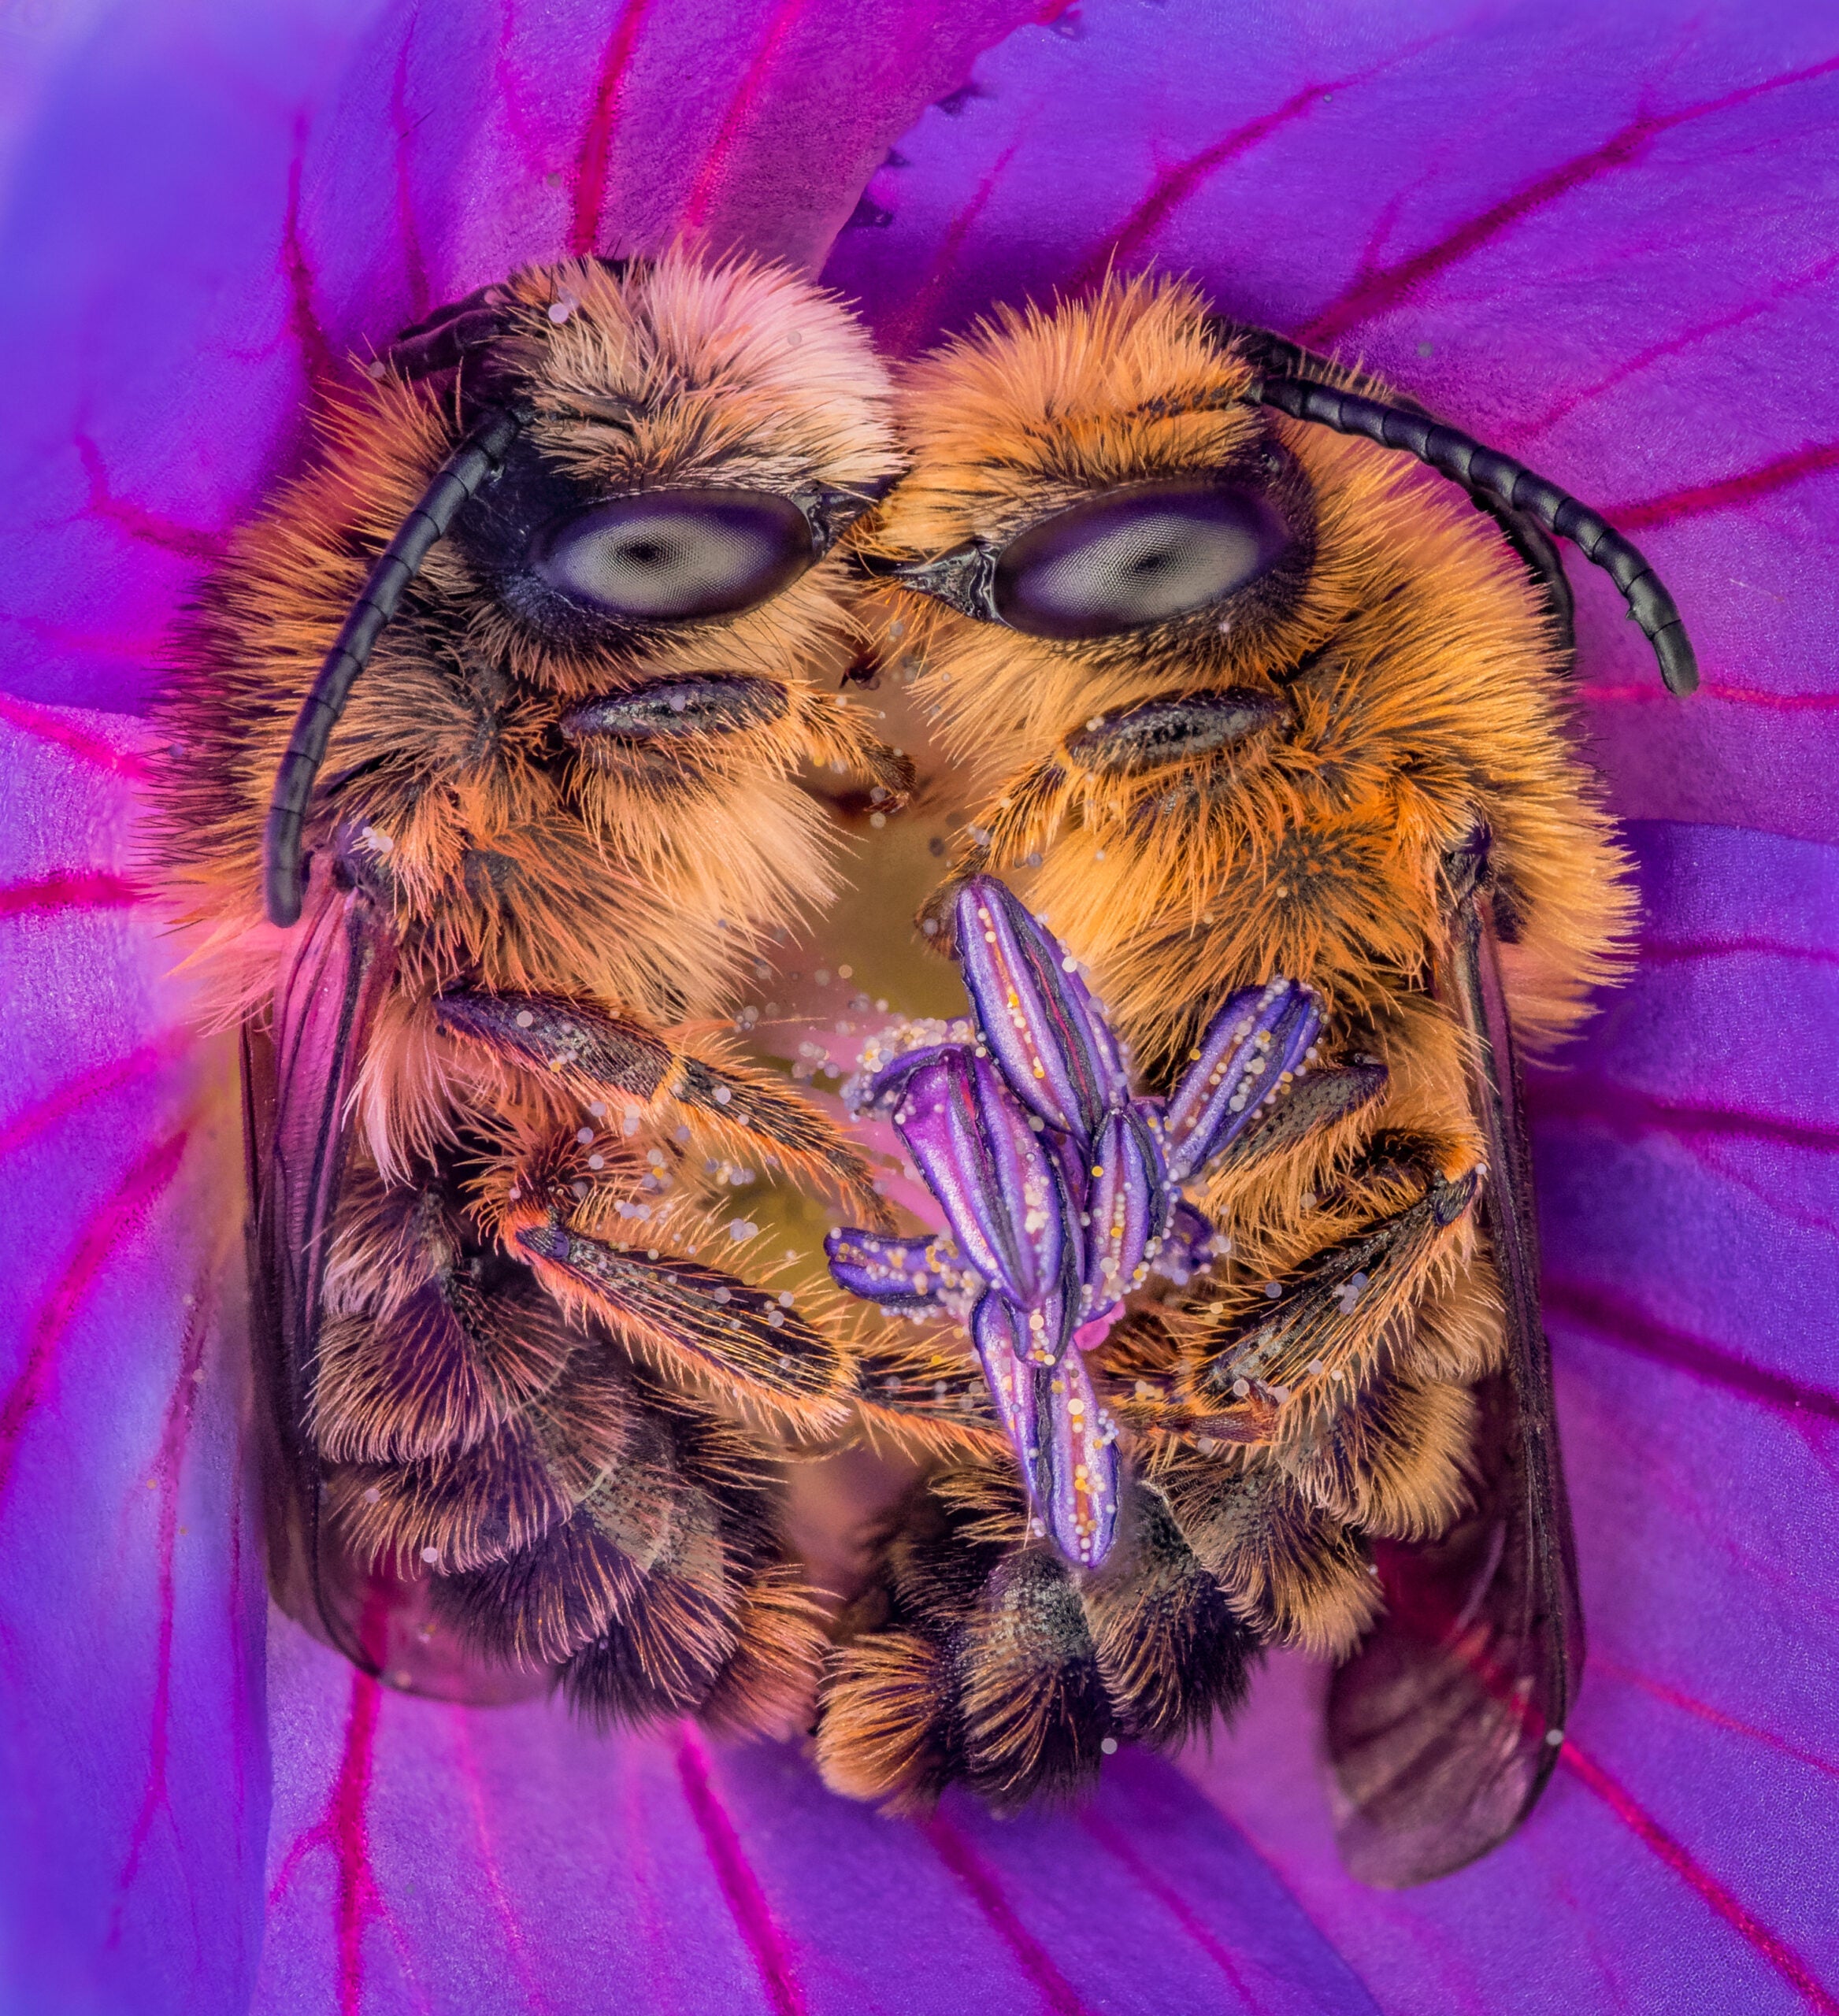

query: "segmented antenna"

left=1248, top=372, right=1698, bottom=696
left=261, top=402, right=529, bottom=927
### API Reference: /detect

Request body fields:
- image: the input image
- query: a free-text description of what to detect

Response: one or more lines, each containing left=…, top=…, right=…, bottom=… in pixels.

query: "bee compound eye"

left=531, top=488, right=816, bottom=622
left=992, top=482, right=1291, bottom=639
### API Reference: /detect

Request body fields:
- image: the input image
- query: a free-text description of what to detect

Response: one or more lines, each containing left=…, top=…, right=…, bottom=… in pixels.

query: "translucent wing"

left=243, top=848, right=398, bottom=1674
left=1325, top=849, right=1583, bottom=1885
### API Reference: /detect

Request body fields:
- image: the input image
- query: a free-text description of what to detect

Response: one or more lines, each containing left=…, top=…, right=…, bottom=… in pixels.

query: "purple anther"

left=1080, top=1104, right=1171, bottom=1325
left=1041, top=1345, right=1120, bottom=1568
left=954, top=875, right=1130, bottom=1144
left=1162, top=980, right=1322, bottom=1183
left=824, top=1229, right=947, bottom=1308
left=892, top=1051, right=1073, bottom=1323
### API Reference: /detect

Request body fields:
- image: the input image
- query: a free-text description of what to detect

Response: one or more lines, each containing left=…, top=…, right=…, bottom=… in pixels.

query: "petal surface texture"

left=0, top=704, right=266, bottom=2011
left=1, top=0, right=1836, bottom=2010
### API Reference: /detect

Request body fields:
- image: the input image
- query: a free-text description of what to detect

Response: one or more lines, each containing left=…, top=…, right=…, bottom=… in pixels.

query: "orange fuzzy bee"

left=144, top=250, right=1695, bottom=1883
left=812, top=274, right=1694, bottom=1881
left=147, top=250, right=913, bottom=1726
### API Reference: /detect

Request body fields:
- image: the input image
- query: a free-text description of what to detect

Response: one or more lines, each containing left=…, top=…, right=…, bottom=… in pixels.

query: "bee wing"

left=1324, top=869, right=1582, bottom=1886
left=244, top=854, right=397, bottom=1670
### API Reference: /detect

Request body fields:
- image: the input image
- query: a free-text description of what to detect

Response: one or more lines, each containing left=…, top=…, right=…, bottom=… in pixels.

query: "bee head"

left=264, top=250, right=902, bottom=927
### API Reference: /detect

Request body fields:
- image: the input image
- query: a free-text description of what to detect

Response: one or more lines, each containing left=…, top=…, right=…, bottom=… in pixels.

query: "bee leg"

left=1082, top=1474, right=1259, bottom=1745
left=847, top=1321, right=1011, bottom=1460
left=819, top=1466, right=1117, bottom=1813
left=1181, top=1146, right=1489, bottom=1543
left=1153, top=1443, right=1381, bottom=1658
left=313, top=1162, right=577, bottom=1466
left=434, top=988, right=892, bottom=1227
left=1181, top=1154, right=1481, bottom=1424
left=480, top=1126, right=851, bottom=1432
left=818, top=1463, right=1262, bottom=1810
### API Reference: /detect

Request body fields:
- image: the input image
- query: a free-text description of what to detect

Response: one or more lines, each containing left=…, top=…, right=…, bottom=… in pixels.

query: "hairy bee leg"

left=514, top=1220, right=852, bottom=1432
left=1174, top=1153, right=1488, bottom=1543
left=817, top=1463, right=1261, bottom=1811
left=848, top=1324, right=1009, bottom=1458
left=1154, top=1443, right=1381, bottom=1658
left=1209, top=1062, right=1389, bottom=1177
left=1181, top=1162, right=1481, bottom=1419
left=323, top=1345, right=637, bottom=1576
left=1084, top=1476, right=1259, bottom=1746
left=434, top=988, right=892, bottom=1226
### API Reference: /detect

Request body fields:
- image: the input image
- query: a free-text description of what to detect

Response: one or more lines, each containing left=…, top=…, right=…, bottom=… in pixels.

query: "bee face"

left=400, top=253, right=903, bottom=699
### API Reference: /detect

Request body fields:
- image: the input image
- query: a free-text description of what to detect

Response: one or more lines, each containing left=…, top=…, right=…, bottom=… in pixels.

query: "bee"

left=146, top=250, right=915, bottom=1729
left=814, top=273, right=1695, bottom=1884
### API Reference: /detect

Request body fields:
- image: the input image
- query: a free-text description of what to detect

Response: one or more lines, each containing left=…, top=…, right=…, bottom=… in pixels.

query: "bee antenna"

left=1246, top=371, right=1698, bottom=698
left=261, top=401, right=532, bottom=927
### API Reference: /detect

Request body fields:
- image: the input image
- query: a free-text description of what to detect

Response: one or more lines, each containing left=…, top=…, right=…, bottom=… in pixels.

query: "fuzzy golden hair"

left=146, top=250, right=905, bottom=1732
left=816, top=272, right=1633, bottom=1809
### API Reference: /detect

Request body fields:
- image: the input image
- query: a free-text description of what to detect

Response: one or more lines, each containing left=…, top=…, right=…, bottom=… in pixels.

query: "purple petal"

left=0, top=706, right=265, bottom=2009
left=1080, top=1104, right=1170, bottom=1325
left=1162, top=980, right=1322, bottom=1184
left=260, top=1614, right=1381, bottom=2014
left=953, top=876, right=1130, bottom=1143
left=892, top=1051, right=1073, bottom=1329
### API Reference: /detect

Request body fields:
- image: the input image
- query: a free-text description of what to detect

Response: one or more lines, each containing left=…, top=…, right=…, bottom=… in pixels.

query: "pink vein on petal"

left=881, top=128, right=1033, bottom=355
left=567, top=0, right=658, bottom=257
left=1526, top=1070, right=1839, bottom=1158
left=281, top=113, right=337, bottom=388
left=0, top=872, right=145, bottom=920
left=1590, top=1655, right=1839, bottom=1784
left=448, top=1708, right=554, bottom=2015
left=1546, top=1277, right=1839, bottom=1425
left=676, top=0, right=814, bottom=236
left=1582, top=680, right=1839, bottom=711
left=0, top=1127, right=190, bottom=1506
left=0, top=1031, right=191, bottom=1163
left=389, top=22, right=431, bottom=317
left=0, top=689, right=154, bottom=778
left=1559, top=1739, right=1839, bottom=2014
left=1638, top=934, right=1839, bottom=970
left=918, top=1813, right=1093, bottom=2016
left=1302, top=51, right=1839, bottom=345
left=268, top=1670, right=385, bottom=2016
left=672, top=1726, right=806, bottom=2016
left=1609, top=439, right=1839, bottom=528
left=73, top=433, right=226, bottom=563
left=106, top=1277, right=213, bottom=1946
left=1507, top=248, right=1839, bottom=443
left=1076, top=1810, right=1253, bottom=2006
left=1070, top=53, right=1418, bottom=292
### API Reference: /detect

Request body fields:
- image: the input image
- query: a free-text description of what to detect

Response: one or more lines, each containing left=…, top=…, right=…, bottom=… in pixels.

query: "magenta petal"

left=954, top=875, right=1131, bottom=1143
left=0, top=706, right=265, bottom=2009
left=258, top=1617, right=1381, bottom=2013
